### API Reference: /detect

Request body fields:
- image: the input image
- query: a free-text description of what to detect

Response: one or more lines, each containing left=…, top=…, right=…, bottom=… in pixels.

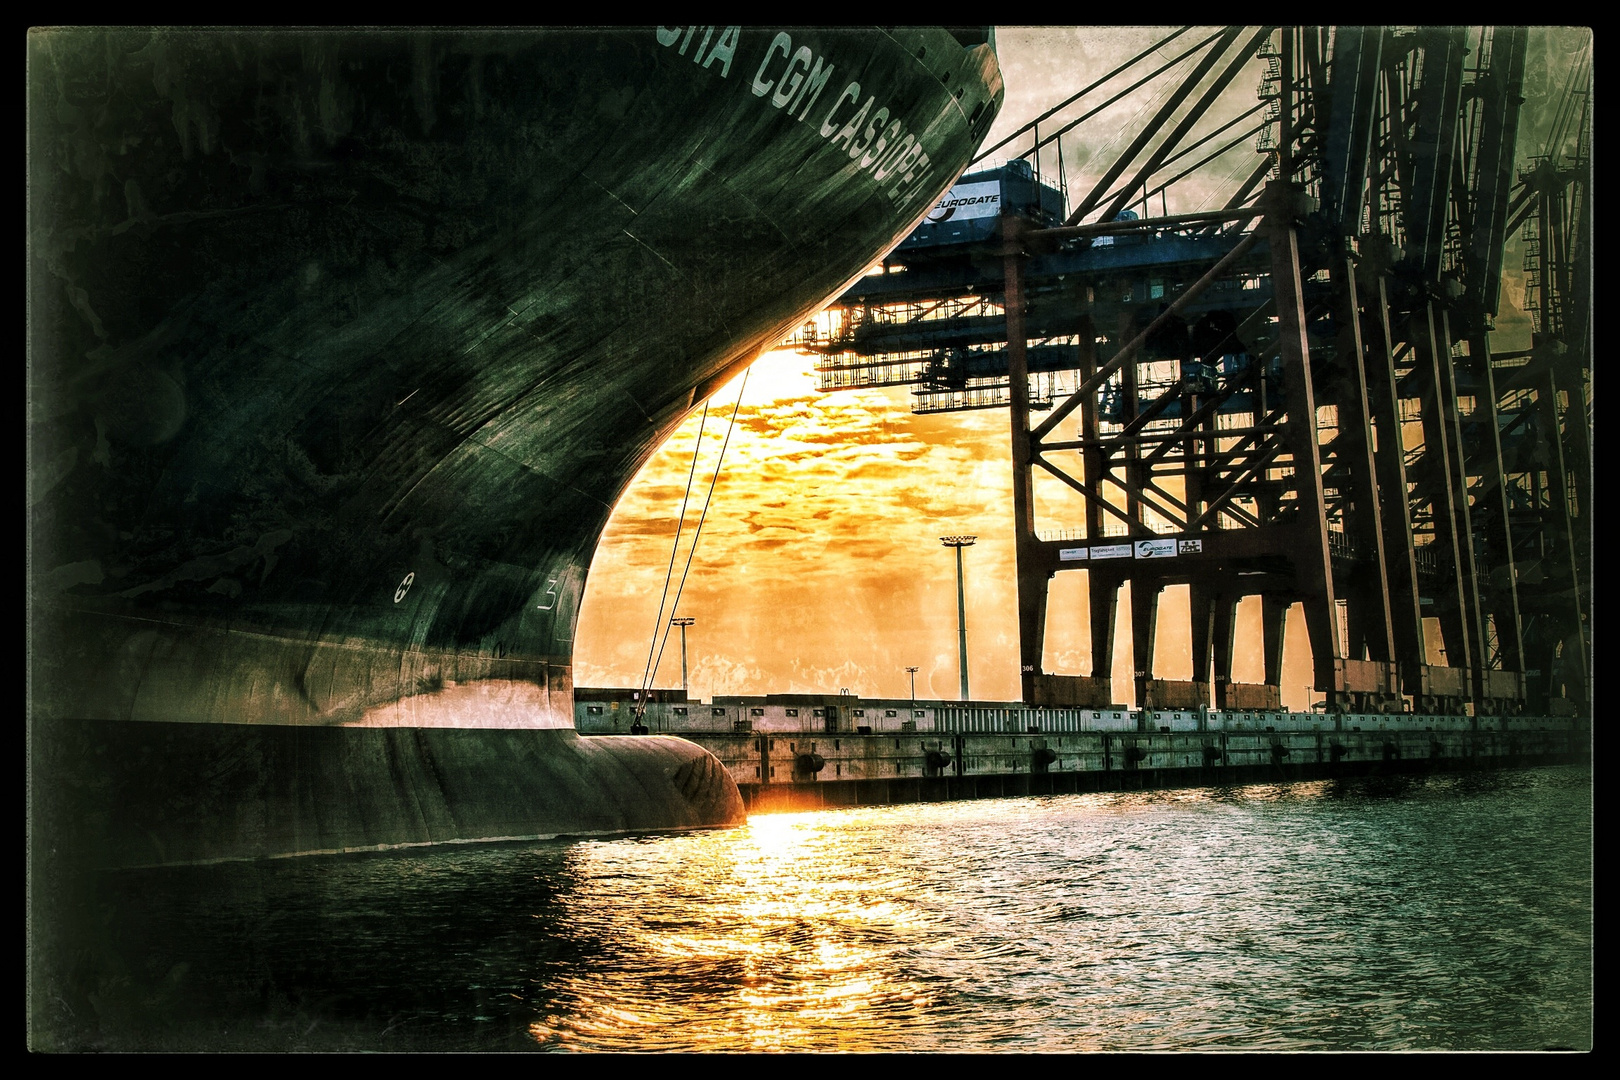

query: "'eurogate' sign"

left=924, top=180, right=1001, bottom=223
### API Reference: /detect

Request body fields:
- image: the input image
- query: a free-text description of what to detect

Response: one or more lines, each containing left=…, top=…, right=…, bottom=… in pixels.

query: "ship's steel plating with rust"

left=28, top=27, right=1004, bottom=863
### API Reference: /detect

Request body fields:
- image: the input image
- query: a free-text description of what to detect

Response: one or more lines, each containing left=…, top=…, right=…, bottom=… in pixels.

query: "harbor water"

left=33, top=765, right=1590, bottom=1052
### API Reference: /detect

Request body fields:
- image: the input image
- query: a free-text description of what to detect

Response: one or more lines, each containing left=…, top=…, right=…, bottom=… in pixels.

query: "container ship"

left=28, top=27, right=1004, bottom=867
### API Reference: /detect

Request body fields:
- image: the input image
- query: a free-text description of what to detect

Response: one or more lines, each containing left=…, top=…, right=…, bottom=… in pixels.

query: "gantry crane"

left=800, top=27, right=1590, bottom=718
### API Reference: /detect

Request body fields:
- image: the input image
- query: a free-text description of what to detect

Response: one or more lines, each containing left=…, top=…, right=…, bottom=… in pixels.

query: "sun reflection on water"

left=60, top=771, right=1587, bottom=1052
left=521, top=809, right=962, bottom=1051
left=512, top=775, right=1588, bottom=1051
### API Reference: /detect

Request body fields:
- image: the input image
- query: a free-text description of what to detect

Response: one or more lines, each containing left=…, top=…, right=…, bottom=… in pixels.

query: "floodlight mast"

left=670, top=617, right=695, bottom=693
left=940, top=536, right=977, bottom=700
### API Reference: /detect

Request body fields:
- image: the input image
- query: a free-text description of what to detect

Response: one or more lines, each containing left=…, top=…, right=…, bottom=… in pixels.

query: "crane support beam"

left=805, top=26, right=1585, bottom=722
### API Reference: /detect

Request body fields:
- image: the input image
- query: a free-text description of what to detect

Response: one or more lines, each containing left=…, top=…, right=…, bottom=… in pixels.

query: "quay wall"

left=609, top=713, right=1588, bottom=811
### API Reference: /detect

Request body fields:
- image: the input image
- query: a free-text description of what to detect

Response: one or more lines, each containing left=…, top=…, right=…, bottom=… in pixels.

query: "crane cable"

left=636, top=400, right=709, bottom=719
left=972, top=26, right=1197, bottom=165
left=636, top=366, right=752, bottom=723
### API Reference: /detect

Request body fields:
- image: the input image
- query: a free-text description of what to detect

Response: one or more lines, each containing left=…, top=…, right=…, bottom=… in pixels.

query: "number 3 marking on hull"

left=537, top=578, right=559, bottom=611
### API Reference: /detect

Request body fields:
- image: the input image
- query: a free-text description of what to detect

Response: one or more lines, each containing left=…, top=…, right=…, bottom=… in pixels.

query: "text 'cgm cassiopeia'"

left=657, top=27, right=947, bottom=204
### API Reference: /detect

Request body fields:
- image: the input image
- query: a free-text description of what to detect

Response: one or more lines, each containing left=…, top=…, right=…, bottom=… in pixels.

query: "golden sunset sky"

left=575, top=27, right=1589, bottom=707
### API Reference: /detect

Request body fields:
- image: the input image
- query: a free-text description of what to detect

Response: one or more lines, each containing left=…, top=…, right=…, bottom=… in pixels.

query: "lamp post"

left=670, top=617, right=695, bottom=694
left=905, top=666, right=919, bottom=704
left=940, top=536, right=976, bottom=701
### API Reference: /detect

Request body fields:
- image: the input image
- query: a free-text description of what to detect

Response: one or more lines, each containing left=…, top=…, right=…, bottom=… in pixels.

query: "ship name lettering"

left=680, top=27, right=936, bottom=205
left=793, top=56, right=835, bottom=119
left=830, top=94, right=877, bottom=154
left=753, top=32, right=833, bottom=119
left=658, top=26, right=738, bottom=78
left=751, top=31, right=793, bottom=96
left=772, top=45, right=814, bottom=108
left=862, top=117, right=901, bottom=169
left=703, top=27, right=738, bottom=75
left=850, top=106, right=889, bottom=161
left=872, top=131, right=914, bottom=182
left=888, top=144, right=930, bottom=200
left=818, top=80, right=862, bottom=138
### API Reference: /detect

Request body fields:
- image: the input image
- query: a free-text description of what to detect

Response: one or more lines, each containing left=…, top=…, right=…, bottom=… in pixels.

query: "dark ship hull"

left=28, top=27, right=1002, bottom=866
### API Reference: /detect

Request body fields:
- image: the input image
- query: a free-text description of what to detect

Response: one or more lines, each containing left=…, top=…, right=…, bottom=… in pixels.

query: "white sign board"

left=1135, top=539, right=1177, bottom=559
left=924, top=181, right=1001, bottom=224
left=1089, top=543, right=1133, bottom=561
left=1178, top=538, right=1203, bottom=554
left=1058, top=547, right=1088, bottom=562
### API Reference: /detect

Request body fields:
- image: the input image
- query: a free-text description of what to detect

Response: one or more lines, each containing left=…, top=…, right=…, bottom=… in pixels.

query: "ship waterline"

left=28, top=27, right=1004, bottom=863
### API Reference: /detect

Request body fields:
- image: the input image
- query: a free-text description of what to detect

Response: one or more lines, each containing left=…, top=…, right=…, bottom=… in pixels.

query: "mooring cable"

left=645, top=366, right=751, bottom=713
left=637, top=400, right=708, bottom=713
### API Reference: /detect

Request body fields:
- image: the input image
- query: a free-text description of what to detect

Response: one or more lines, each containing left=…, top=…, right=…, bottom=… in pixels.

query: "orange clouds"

left=576, top=349, right=1020, bottom=700
left=575, top=348, right=1318, bottom=707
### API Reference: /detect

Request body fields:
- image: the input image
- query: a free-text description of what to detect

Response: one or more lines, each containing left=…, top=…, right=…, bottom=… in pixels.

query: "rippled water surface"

left=36, top=766, right=1590, bottom=1052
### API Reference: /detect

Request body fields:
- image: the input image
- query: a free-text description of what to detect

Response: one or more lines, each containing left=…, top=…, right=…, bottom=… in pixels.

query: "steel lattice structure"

left=804, top=27, right=1590, bottom=718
